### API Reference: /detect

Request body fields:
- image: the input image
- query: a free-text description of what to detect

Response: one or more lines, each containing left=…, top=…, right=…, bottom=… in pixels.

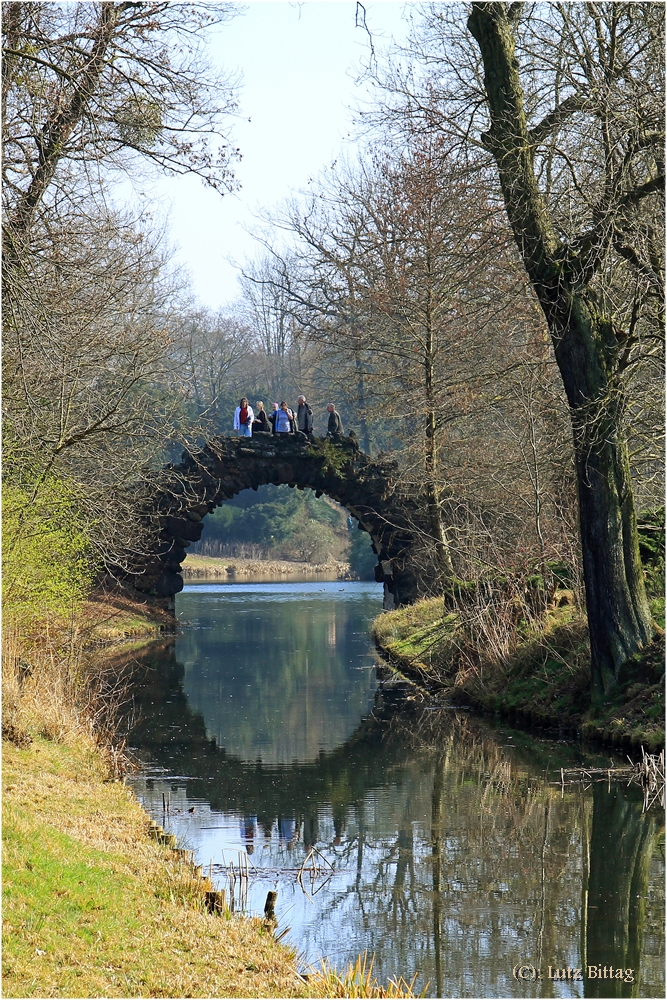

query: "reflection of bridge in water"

left=115, top=434, right=437, bottom=610
left=124, top=642, right=664, bottom=999
left=125, top=641, right=416, bottom=830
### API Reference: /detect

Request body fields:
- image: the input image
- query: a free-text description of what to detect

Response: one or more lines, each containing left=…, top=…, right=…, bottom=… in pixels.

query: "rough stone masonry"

left=112, top=432, right=436, bottom=612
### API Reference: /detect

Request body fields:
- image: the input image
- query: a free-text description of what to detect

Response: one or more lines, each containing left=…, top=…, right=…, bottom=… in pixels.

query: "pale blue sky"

left=142, top=2, right=412, bottom=309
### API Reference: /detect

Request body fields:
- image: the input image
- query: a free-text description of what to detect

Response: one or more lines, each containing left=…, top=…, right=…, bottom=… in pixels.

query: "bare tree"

left=466, top=2, right=663, bottom=696
left=2, top=1, right=243, bottom=576
left=2, top=203, right=189, bottom=569
left=2, top=1, right=240, bottom=250
left=239, top=251, right=313, bottom=406
left=368, top=2, right=663, bottom=695
left=279, top=139, right=553, bottom=586
left=170, top=306, right=253, bottom=437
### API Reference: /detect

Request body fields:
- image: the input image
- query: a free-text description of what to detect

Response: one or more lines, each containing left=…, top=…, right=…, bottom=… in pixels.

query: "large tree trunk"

left=468, top=3, right=654, bottom=697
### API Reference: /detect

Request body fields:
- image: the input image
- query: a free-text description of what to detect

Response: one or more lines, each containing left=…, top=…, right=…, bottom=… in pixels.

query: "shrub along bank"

left=373, top=598, right=665, bottom=754
left=373, top=513, right=665, bottom=753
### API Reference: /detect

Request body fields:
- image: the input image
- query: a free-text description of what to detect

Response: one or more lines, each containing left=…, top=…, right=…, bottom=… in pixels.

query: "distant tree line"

left=190, top=484, right=374, bottom=572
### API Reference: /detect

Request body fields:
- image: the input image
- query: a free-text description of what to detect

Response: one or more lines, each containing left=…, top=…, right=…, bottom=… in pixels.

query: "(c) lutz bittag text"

left=512, top=963, right=635, bottom=983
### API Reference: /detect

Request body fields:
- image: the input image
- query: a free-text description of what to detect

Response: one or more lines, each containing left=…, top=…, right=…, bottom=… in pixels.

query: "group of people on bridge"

left=233, top=395, right=343, bottom=441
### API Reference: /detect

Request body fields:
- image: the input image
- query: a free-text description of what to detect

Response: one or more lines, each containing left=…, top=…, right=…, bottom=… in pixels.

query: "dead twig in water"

left=553, top=749, right=664, bottom=809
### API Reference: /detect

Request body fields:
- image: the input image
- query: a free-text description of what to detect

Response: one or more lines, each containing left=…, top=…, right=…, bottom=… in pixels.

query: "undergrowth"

left=2, top=628, right=135, bottom=773
left=373, top=595, right=665, bottom=752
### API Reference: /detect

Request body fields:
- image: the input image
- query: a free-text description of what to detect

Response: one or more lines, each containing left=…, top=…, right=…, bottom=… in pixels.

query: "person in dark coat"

left=252, top=401, right=270, bottom=433
left=326, top=403, right=343, bottom=438
left=295, top=395, right=314, bottom=439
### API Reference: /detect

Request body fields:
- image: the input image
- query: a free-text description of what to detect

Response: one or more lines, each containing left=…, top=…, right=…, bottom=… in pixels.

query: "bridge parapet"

left=115, top=433, right=432, bottom=610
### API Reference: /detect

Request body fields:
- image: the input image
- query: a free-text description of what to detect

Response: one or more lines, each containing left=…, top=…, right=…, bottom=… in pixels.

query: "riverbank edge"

left=182, top=553, right=351, bottom=580
left=4, top=588, right=419, bottom=999
left=3, top=596, right=314, bottom=998
left=84, top=556, right=354, bottom=646
left=372, top=598, right=665, bottom=755
left=2, top=735, right=312, bottom=998
left=80, top=591, right=178, bottom=645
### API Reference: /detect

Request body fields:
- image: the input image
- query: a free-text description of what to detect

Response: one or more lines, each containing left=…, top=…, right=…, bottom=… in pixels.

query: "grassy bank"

left=182, top=553, right=350, bottom=580
left=3, top=731, right=420, bottom=999
left=3, top=736, right=306, bottom=999
left=1, top=613, right=294, bottom=998
left=3, top=611, right=418, bottom=998
left=373, top=598, right=665, bottom=753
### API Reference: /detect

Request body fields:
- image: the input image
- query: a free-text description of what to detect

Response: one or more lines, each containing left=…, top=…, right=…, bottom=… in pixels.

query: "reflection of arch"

left=118, top=435, right=432, bottom=610
left=126, top=642, right=417, bottom=820
left=128, top=642, right=630, bottom=824
left=127, top=643, right=664, bottom=997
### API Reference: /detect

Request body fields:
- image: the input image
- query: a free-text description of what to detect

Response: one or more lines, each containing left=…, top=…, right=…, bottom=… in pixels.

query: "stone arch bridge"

left=120, top=434, right=434, bottom=611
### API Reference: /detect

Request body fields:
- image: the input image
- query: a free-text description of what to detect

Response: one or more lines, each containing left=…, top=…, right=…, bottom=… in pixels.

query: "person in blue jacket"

left=273, top=400, right=294, bottom=435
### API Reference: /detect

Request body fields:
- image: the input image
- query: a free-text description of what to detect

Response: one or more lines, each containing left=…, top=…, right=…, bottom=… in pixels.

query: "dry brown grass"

left=2, top=629, right=82, bottom=747
left=182, top=553, right=350, bottom=579
left=2, top=582, right=175, bottom=750
left=1, top=626, right=143, bottom=780
left=306, top=953, right=424, bottom=998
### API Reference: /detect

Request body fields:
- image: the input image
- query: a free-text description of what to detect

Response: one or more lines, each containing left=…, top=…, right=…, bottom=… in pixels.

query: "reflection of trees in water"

left=584, top=785, right=662, bottom=999
left=318, top=713, right=664, bottom=998
left=124, top=644, right=664, bottom=997
left=176, top=591, right=379, bottom=763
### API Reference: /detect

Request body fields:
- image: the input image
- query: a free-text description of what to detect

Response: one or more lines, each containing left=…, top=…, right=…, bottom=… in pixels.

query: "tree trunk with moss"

left=468, top=3, right=655, bottom=698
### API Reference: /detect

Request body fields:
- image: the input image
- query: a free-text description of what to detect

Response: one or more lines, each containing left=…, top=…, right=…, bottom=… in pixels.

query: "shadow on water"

left=119, top=585, right=664, bottom=999
left=584, top=785, right=661, bottom=998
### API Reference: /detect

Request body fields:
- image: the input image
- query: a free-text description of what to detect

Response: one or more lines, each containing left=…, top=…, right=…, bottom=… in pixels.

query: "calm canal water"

left=125, top=581, right=665, bottom=998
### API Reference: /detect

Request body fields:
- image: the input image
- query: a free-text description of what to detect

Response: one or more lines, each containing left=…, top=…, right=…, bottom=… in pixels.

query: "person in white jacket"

left=233, top=397, right=254, bottom=437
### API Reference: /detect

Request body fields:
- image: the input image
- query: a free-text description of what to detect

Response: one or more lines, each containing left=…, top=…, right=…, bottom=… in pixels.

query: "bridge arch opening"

left=187, top=483, right=376, bottom=578
left=121, top=435, right=430, bottom=610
